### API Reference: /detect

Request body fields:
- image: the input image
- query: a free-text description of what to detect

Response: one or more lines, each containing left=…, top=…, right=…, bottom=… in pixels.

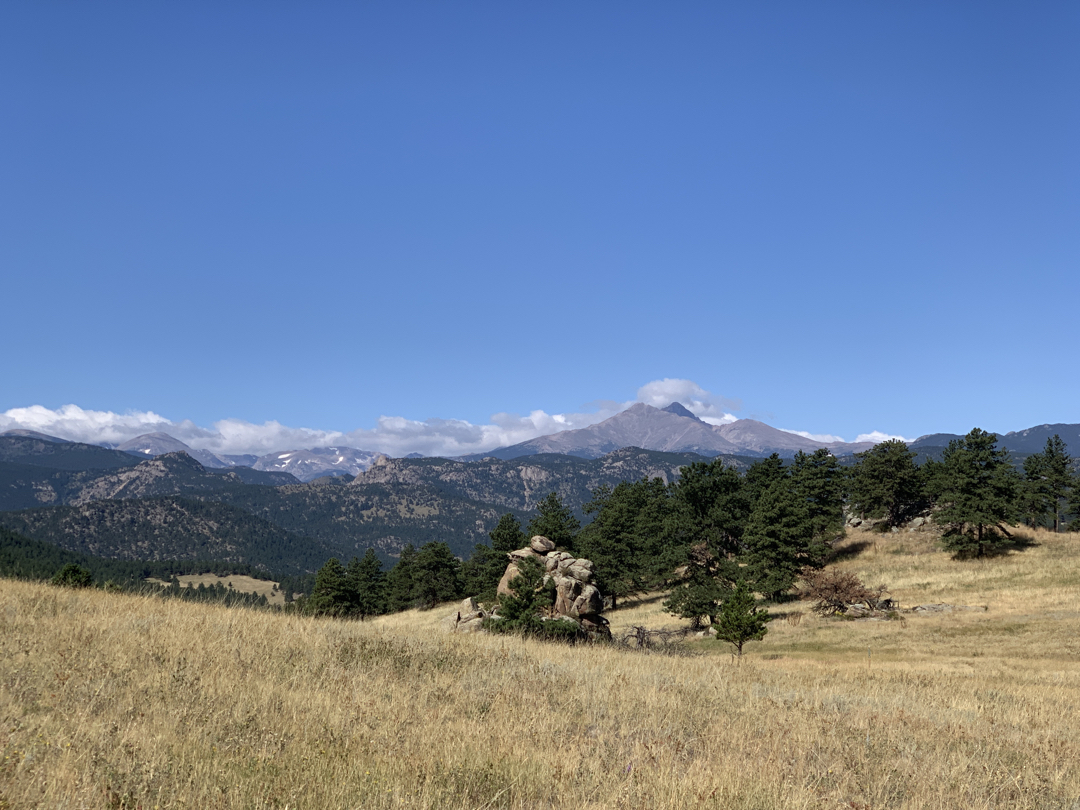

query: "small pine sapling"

left=713, top=580, right=772, bottom=657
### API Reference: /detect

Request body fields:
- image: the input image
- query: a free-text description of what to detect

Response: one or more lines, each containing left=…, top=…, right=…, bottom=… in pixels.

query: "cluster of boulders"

left=444, top=596, right=489, bottom=633
left=446, top=535, right=610, bottom=639
left=845, top=510, right=932, bottom=533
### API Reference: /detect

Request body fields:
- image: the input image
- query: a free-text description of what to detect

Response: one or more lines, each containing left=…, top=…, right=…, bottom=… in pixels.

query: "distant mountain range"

left=908, top=423, right=1080, bottom=457
left=252, top=447, right=384, bottom=481
left=465, top=402, right=877, bottom=460
left=4, top=404, right=1079, bottom=482
left=0, top=432, right=736, bottom=568
left=3, top=407, right=1079, bottom=576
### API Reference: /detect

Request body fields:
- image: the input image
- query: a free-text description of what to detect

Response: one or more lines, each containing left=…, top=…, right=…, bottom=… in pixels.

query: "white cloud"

left=780, top=428, right=848, bottom=444
left=0, top=400, right=624, bottom=458
left=13, top=378, right=890, bottom=458
left=634, top=378, right=740, bottom=425
left=854, top=430, right=911, bottom=444
left=778, top=428, right=911, bottom=446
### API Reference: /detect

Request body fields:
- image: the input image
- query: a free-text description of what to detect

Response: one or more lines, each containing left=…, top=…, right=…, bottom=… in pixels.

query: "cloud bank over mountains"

left=1, top=379, right=904, bottom=457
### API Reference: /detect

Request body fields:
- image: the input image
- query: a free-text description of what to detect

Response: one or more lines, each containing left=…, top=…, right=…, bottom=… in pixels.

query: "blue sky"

left=2, top=2, right=1078, bottom=456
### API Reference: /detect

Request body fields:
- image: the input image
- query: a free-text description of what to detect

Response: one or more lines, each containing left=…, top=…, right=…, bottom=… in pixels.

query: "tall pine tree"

left=526, top=492, right=580, bottom=551
left=849, top=439, right=926, bottom=528
left=931, top=428, right=1020, bottom=557
left=385, top=544, right=418, bottom=612
left=1022, top=435, right=1073, bottom=532
left=662, top=460, right=748, bottom=627
left=461, top=513, right=526, bottom=602
left=308, top=558, right=348, bottom=616
left=742, top=482, right=825, bottom=601
left=345, top=549, right=387, bottom=618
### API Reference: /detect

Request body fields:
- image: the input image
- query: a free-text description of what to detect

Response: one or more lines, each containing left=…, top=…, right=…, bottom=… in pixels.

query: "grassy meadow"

left=2, top=526, right=1079, bottom=809
left=145, top=575, right=288, bottom=606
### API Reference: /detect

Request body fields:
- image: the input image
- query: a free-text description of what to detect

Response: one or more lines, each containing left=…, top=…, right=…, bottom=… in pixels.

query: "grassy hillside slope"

left=2, top=527, right=1078, bottom=808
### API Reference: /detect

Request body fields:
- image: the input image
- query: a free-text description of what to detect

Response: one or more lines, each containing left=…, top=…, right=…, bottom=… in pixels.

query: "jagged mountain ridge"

left=475, top=403, right=876, bottom=460
left=252, top=446, right=385, bottom=482
left=118, top=432, right=234, bottom=469
left=0, top=444, right=298, bottom=512
left=115, top=432, right=385, bottom=481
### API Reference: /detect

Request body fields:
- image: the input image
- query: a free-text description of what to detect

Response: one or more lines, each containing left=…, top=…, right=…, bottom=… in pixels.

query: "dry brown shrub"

left=801, top=568, right=887, bottom=615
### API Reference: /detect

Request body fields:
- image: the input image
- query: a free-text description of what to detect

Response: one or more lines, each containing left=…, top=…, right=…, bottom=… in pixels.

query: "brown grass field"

left=2, top=526, right=1079, bottom=808
left=145, top=575, right=286, bottom=605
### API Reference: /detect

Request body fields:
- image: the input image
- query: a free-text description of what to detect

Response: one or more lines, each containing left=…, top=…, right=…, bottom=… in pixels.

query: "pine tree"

left=742, top=481, right=825, bottom=601
left=461, top=513, right=526, bottom=602
left=494, top=556, right=554, bottom=630
left=930, top=428, right=1020, bottom=558
left=51, top=563, right=92, bottom=589
left=790, top=448, right=847, bottom=541
left=743, top=453, right=788, bottom=506
left=411, top=541, right=462, bottom=609
left=713, top=580, right=771, bottom=657
left=1023, top=436, right=1073, bottom=532
left=662, top=460, right=748, bottom=627
left=576, top=477, right=672, bottom=608
left=525, top=492, right=580, bottom=551
left=308, top=558, right=348, bottom=616
left=489, top=512, right=527, bottom=553
left=385, top=544, right=419, bottom=612
left=849, top=439, right=926, bottom=528
left=345, top=549, right=387, bottom=618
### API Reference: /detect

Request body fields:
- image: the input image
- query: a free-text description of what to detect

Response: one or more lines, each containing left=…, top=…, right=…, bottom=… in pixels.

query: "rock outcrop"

left=450, top=535, right=611, bottom=639
left=443, top=596, right=490, bottom=633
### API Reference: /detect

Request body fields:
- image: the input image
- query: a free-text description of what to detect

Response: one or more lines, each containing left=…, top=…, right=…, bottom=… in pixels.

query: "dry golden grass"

left=145, top=575, right=285, bottom=605
left=2, top=527, right=1079, bottom=808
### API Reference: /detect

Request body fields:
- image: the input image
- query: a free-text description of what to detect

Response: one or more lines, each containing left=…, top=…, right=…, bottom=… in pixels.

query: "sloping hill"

left=0, top=435, right=141, bottom=471
left=0, top=451, right=296, bottom=512
left=0, top=498, right=330, bottom=575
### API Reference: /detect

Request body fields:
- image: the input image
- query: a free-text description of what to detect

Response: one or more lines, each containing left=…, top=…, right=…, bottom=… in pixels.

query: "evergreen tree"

left=662, top=460, right=748, bottom=627
left=790, top=448, right=847, bottom=542
left=345, top=549, right=387, bottom=618
left=411, top=541, right=462, bottom=609
left=576, top=477, right=672, bottom=608
left=385, top=544, right=419, bottom=612
left=1020, top=451, right=1051, bottom=528
left=1070, top=471, right=1080, bottom=531
left=490, top=512, right=527, bottom=553
left=461, top=513, right=526, bottom=602
left=713, top=580, right=772, bottom=657
left=51, top=563, right=92, bottom=589
left=525, top=492, right=580, bottom=551
left=743, top=453, right=788, bottom=507
left=930, top=428, right=1020, bottom=558
left=308, top=558, right=348, bottom=616
left=493, top=556, right=554, bottom=630
left=1022, top=436, right=1073, bottom=532
left=742, top=481, right=825, bottom=601
left=848, top=439, right=926, bottom=528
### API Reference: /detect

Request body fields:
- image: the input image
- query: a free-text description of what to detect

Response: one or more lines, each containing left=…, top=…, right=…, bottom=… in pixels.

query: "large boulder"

left=529, top=535, right=556, bottom=553
left=456, top=543, right=611, bottom=639
left=446, top=596, right=490, bottom=633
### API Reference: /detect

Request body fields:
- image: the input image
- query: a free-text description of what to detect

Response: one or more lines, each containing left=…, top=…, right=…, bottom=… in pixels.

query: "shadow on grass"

left=826, top=540, right=872, bottom=564
left=610, top=592, right=668, bottom=611
left=948, top=530, right=1039, bottom=560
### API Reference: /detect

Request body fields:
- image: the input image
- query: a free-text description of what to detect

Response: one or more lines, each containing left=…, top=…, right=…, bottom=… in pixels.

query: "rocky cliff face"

left=352, top=446, right=742, bottom=514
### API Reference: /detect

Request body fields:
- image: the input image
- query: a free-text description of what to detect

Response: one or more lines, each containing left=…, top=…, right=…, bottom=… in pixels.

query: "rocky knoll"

left=448, top=535, right=610, bottom=639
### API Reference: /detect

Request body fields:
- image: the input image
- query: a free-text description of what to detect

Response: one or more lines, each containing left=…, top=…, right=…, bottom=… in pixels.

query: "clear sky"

left=2, top=2, right=1078, bottom=456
